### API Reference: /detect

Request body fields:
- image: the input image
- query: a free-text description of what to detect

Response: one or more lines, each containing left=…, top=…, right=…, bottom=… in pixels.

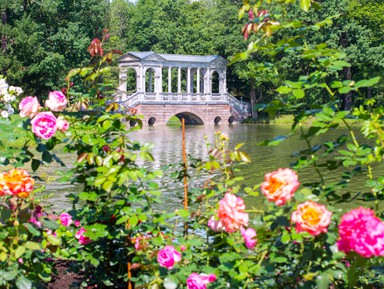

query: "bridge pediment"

left=144, top=53, right=166, bottom=61
left=210, top=56, right=228, bottom=66
left=119, top=51, right=167, bottom=63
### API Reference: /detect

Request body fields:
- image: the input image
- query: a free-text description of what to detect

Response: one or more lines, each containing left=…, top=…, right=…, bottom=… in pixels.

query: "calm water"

left=42, top=124, right=381, bottom=212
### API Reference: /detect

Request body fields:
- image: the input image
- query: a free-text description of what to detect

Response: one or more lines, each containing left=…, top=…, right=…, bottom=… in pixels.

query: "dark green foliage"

left=0, top=0, right=110, bottom=96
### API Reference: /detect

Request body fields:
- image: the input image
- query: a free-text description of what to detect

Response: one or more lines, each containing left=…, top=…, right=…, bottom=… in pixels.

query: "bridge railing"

left=116, top=91, right=230, bottom=107
left=114, top=91, right=250, bottom=120
left=226, top=93, right=251, bottom=120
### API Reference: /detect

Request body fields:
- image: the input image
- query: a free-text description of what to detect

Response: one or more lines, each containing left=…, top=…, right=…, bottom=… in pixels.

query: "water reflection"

left=43, top=124, right=381, bottom=212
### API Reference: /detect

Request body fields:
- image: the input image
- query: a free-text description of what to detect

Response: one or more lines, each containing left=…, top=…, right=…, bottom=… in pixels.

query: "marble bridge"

left=116, top=51, right=250, bottom=126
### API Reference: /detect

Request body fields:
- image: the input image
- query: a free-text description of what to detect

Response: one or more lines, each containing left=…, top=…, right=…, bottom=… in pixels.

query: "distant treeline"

left=1, top=0, right=383, bottom=108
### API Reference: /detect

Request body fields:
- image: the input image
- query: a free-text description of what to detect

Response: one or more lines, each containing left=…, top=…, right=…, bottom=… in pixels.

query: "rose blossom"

left=241, top=227, right=257, bottom=249
left=88, top=38, right=103, bottom=57
left=207, top=216, right=225, bottom=232
left=31, top=112, right=57, bottom=139
left=157, top=245, right=181, bottom=269
left=337, top=207, right=384, bottom=258
left=0, top=168, right=34, bottom=198
left=45, top=90, right=67, bottom=112
left=56, top=116, right=69, bottom=132
left=134, top=235, right=149, bottom=251
left=19, top=96, right=41, bottom=118
left=59, top=212, right=73, bottom=226
left=75, top=227, right=92, bottom=245
left=28, top=217, right=41, bottom=227
left=216, top=193, right=248, bottom=233
left=186, top=273, right=216, bottom=289
left=261, top=168, right=300, bottom=206
left=291, top=201, right=332, bottom=236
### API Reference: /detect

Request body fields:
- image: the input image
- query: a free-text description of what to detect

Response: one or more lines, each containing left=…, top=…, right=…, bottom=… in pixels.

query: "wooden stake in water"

left=182, top=118, right=189, bottom=234
left=127, top=262, right=132, bottom=289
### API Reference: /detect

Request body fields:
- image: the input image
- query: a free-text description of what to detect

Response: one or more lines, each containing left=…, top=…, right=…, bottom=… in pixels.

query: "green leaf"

left=42, top=151, right=53, bottom=163
left=316, top=273, right=331, bottom=289
left=300, top=0, right=310, bottom=12
left=129, top=215, right=139, bottom=228
left=338, top=87, right=352, bottom=94
left=15, top=246, right=26, bottom=259
left=292, top=89, right=305, bottom=99
left=31, top=159, right=41, bottom=172
left=276, top=86, right=292, bottom=94
left=176, top=209, right=190, bottom=218
left=355, top=77, right=381, bottom=88
left=25, top=241, right=42, bottom=251
left=102, top=120, right=113, bottom=131
left=24, top=223, right=41, bottom=237
left=84, top=224, right=108, bottom=240
left=164, top=275, right=179, bottom=289
left=258, top=135, right=288, bottom=146
left=81, top=135, right=94, bottom=145
left=16, top=276, right=32, bottom=289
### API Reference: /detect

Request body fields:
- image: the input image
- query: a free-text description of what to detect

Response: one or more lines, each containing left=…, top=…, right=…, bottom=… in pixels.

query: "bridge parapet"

left=114, top=90, right=250, bottom=125
left=116, top=91, right=230, bottom=107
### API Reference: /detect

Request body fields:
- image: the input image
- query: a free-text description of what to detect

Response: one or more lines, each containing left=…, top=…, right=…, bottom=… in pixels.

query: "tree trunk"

left=250, top=77, right=258, bottom=119
left=342, top=66, right=352, bottom=110
left=340, top=32, right=352, bottom=110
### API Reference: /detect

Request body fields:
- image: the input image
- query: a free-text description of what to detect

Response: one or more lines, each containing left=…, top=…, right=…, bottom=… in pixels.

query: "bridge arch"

left=172, top=111, right=204, bottom=125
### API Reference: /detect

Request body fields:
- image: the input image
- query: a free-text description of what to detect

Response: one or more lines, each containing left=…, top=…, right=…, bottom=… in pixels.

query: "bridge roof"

left=119, top=51, right=227, bottom=67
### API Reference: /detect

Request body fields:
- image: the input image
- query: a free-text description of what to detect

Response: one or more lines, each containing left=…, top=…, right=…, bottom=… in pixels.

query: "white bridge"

left=116, top=51, right=250, bottom=125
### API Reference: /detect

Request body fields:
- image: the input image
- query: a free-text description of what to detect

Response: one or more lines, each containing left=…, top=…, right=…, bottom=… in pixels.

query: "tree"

left=0, top=0, right=110, bottom=96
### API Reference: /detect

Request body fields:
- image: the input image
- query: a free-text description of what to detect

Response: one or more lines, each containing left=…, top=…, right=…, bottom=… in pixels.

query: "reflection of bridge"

left=116, top=52, right=250, bottom=125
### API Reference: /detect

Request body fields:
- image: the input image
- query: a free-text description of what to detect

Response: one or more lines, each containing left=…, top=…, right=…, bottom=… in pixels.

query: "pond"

left=41, top=123, right=381, bottom=212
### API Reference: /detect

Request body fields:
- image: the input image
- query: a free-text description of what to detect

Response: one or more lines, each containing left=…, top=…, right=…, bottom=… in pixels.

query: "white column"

left=204, top=68, right=210, bottom=94
left=219, top=70, right=226, bottom=94
left=118, top=67, right=127, bottom=101
left=140, top=65, right=145, bottom=93
left=168, top=67, right=172, bottom=93
left=158, top=66, right=163, bottom=93
left=197, top=68, right=200, bottom=93
left=187, top=67, right=191, bottom=93
left=178, top=67, right=181, bottom=93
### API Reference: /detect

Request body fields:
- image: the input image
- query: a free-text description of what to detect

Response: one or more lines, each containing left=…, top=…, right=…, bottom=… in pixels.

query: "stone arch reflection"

left=173, top=112, right=204, bottom=125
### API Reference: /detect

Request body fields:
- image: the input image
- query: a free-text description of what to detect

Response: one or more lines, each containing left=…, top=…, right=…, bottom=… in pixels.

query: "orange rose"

left=261, top=168, right=299, bottom=206
left=291, top=201, right=332, bottom=236
left=0, top=169, right=34, bottom=198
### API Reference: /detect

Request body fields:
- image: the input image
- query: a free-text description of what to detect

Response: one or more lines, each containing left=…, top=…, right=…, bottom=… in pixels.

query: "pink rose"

left=45, top=90, right=67, bottom=112
left=186, top=273, right=216, bottom=289
left=291, top=201, right=332, bottom=236
left=28, top=217, right=41, bottom=228
left=207, top=216, right=225, bottom=232
left=216, top=193, right=248, bottom=233
left=74, top=220, right=81, bottom=227
left=261, top=168, right=300, bottom=206
left=59, top=212, right=73, bottom=226
left=56, top=116, right=69, bottom=132
left=157, top=245, right=181, bottom=269
left=19, top=96, right=41, bottom=118
left=31, top=112, right=57, bottom=139
left=134, top=235, right=149, bottom=251
left=241, top=227, right=257, bottom=249
left=75, top=227, right=92, bottom=245
left=337, top=207, right=384, bottom=258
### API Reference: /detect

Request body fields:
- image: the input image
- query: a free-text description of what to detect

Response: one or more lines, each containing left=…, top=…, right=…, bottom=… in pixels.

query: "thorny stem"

left=299, top=125, right=325, bottom=189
